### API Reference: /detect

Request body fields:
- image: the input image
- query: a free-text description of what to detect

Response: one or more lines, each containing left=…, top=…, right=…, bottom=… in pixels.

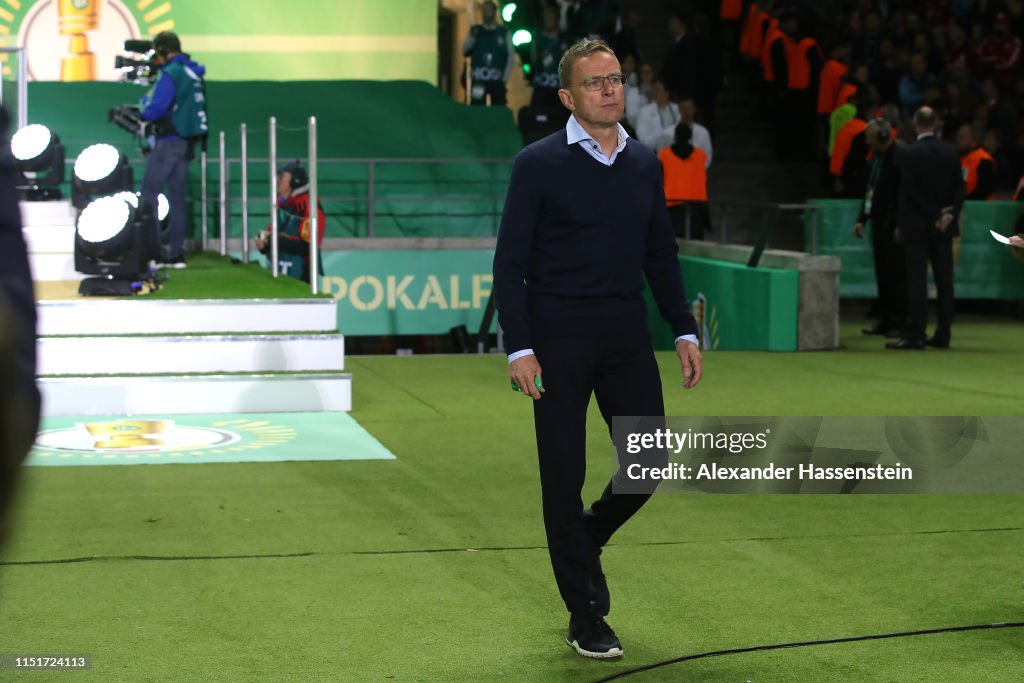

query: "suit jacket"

left=895, top=134, right=965, bottom=239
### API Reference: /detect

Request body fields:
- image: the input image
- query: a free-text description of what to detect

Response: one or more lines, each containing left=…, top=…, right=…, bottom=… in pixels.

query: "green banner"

left=806, top=199, right=1024, bottom=299
left=647, top=255, right=799, bottom=352
left=2, top=0, right=436, bottom=83
left=321, top=250, right=498, bottom=337
left=318, top=250, right=799, bottom=351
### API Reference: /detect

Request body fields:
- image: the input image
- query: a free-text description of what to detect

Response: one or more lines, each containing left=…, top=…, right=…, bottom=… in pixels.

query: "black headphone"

left=152, top=31, right=181, bottom=57
left=280, top=161, right=308, bottom=189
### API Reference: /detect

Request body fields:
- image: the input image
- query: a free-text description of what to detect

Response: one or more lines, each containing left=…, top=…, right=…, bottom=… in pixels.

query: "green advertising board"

left=806, top=199, right=1024, bottom=299
left=319, top=250, right=800, bottom=351
left=2, top=0, right=436, bottom=83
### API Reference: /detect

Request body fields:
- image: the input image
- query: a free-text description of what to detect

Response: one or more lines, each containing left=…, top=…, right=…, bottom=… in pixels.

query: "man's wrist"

left=508, top=348, right=535, bottom=363
left=675, top=334, right=699, bottom=347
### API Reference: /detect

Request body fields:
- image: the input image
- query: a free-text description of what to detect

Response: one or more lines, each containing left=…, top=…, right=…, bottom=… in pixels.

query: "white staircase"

left=37, top=298, right=350, bottom=417
left=22, top=200, right=81, bottom=282
left=23, top=200, right=351, bottom=418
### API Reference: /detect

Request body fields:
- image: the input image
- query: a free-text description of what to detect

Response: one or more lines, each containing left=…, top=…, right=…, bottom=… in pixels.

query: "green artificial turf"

left=1, top=316, right=1023, bottom=681
left=142, top=252, right=329, bottom=300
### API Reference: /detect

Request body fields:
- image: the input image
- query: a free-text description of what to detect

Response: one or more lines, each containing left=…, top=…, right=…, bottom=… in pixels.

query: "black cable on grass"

left=591, top=621, right=1024, bottom=682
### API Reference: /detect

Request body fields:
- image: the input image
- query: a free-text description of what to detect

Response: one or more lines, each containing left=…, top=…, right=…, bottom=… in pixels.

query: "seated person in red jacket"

left=254, top=161, right=326, bottom=283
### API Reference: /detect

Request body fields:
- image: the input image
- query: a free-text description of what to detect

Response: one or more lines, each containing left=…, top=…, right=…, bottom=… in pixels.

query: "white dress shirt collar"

left=565, top=114, right=629, bottom=166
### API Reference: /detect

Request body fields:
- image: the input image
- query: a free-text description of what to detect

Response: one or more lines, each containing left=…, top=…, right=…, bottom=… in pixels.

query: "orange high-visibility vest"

left=721, top=0, right=743, bottom=20
left=761, top=22, right=787, bottom=82
left=749, top=11, right=773, bottom=58
left=961, top=147, right=995, bottom=196
left=835, top=81, right=857, bottom=108
left=831, top=117, right=867, bottom=176
left=659, top=146, right=709, bottom=205
left=740, top=3, right=759, bottom=54
left=817, top=59, right=849, bottom=113
left=787, top=37, right=819, bottom=90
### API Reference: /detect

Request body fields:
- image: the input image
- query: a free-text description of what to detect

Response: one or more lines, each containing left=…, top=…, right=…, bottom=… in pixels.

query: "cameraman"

left=139, top=31, right=208, bottom=269
left=254, top=161, right=325, bottom=283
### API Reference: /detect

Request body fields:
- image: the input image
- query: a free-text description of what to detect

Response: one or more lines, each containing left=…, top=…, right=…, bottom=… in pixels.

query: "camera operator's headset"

left=152, top=31, right=180, bottom=60
left=280, top=161, right=309, bottom=190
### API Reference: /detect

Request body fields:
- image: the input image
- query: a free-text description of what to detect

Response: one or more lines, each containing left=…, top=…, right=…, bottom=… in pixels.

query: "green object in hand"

left=511, top=377, right=543, bottom=392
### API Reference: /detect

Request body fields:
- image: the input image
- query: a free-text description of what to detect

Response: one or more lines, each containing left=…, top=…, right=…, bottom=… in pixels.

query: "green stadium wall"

left=806, top=199, right=1024, bottom=300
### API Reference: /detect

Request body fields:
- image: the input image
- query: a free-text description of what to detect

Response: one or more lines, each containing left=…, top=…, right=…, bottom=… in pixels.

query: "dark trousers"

left=470, top=80, right=507, bottom=106
left=871, top=224, right=907, bottom=331
left=903, top=229, right=954, bottom=343
left=530, top=314, right=666, bottom=617
left=141, top=138, right=190, bottom=259
left=668, top=202, right=710, bottom=239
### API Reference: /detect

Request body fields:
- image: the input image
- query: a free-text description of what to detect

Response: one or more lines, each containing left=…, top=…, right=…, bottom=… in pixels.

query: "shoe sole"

left=566, top=637, right=623, bottom=659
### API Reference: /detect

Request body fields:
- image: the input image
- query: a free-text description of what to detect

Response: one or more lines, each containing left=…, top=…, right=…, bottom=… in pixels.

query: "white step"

left=38, top=298, right=339, bottom=336
left=29, top=253, right=83, bottom=282
left=40, top=373, right=352, bottom=416
left=20, top=200, right=76, bottom=228
left=38, top=334, right=345, bottom=375
left=23, top=224, right=76, bottom=254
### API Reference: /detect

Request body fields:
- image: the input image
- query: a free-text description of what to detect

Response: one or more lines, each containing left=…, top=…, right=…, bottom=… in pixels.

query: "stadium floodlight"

left=71, top=143, right=133, bottom=209
left=10, top=124, right=66, bottom=200
left=502, top=2, right=517, bottom=23
left=512, top=29, right=533, bottom=47
left=75, top=194, right=158, bottom=295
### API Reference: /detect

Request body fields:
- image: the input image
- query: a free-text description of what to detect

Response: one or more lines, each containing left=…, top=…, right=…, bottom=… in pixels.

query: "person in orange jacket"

left=658, top=121, right=709, bottom=238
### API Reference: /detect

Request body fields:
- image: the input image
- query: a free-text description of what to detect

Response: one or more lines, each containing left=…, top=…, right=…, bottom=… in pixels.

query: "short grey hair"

left=558, top=38, right=616, bottom=88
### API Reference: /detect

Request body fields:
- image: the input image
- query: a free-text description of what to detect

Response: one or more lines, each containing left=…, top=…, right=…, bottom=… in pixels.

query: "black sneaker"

left=566, top=614, right=623, bottom=659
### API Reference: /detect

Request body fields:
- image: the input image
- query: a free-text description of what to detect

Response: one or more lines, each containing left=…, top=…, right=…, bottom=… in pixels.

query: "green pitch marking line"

left=26, top=412, right=395, bottom=467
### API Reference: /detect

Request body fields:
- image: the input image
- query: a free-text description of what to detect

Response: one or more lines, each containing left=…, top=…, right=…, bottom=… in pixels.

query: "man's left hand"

left=675, top=339, right=702, bottom=389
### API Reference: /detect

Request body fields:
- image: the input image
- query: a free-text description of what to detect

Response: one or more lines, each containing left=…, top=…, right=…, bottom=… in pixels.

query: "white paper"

left=990, top=229, right=1012, bottom=245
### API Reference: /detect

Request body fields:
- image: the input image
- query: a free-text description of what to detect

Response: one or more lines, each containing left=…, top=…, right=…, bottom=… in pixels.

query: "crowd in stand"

left=737, top=0, right=1024, bottom=201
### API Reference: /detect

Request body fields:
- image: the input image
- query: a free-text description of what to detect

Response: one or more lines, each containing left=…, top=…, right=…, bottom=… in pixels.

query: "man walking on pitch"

left=493, top=39, right=703, bottom=659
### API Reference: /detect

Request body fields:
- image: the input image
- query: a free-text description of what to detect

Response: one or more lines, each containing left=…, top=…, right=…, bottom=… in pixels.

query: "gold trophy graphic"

left=58, top=0, right=103, bottom=81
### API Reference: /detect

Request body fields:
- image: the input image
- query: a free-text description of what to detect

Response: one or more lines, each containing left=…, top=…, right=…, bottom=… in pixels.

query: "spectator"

left=899, top=52, right=933, bottom=116
left=944, top=22, right=980, bottom=77
left=462, top=1, right=515, bottom=107
left=636, top=80, right=681, bottom=152
left=982, top=77, right=1020, bottom=152
left=871, top=38, right=904, bottom=104
left=625, top=62, right=654, bottom=128
left=678, top=96, right=713, bottom=168
left=659, top=122, right=710, bottom=239
left=978, top=12, right=1022, bottom=90
left=661, top=14, right=695, bottom=100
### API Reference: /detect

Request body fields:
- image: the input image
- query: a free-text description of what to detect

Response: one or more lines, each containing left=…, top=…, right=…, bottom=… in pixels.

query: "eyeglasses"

left=574, top=73, right=627, bottom=91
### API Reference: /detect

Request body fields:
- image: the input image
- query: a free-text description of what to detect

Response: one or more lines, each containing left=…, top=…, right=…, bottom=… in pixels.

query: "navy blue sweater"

left=493, top=130, right=698, bottom=353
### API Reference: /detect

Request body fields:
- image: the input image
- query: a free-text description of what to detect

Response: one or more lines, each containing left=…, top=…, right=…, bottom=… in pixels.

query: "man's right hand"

left=853, top=222, right=864, bottom=239
left=509, top=354, right=544, bottom=400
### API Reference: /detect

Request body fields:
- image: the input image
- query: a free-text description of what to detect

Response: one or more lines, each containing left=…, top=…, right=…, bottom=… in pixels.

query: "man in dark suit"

left=889, top=106, right=965, bottom=350
left=660, top=13, right=695, bottom=99
left=853, top=118, right=905, bottom=338
left=493, top=39, right=703, bottom=659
